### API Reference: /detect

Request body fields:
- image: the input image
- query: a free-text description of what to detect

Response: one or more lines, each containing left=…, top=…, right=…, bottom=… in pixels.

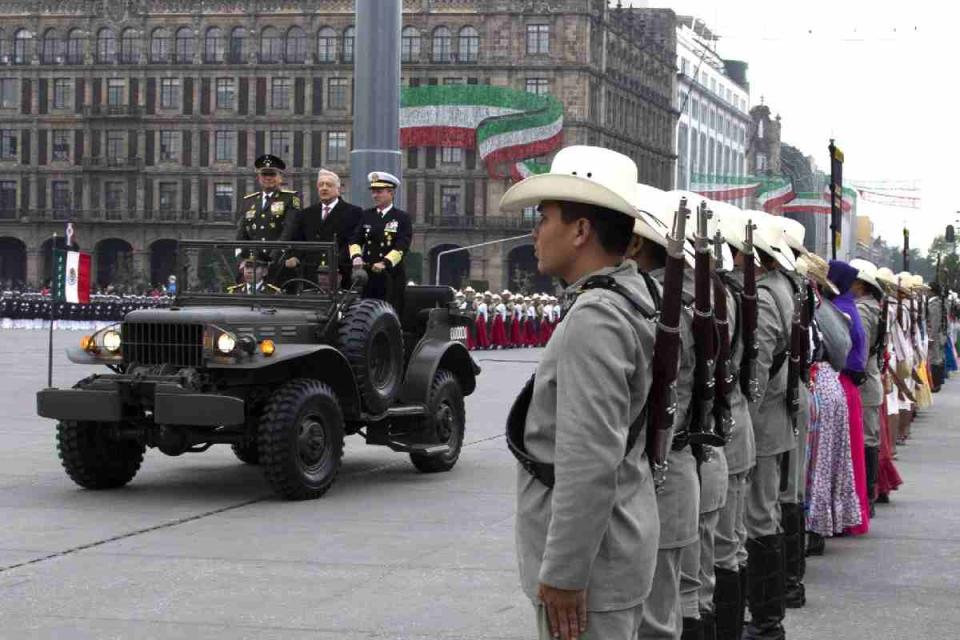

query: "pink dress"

left=840, top=372, right=870, bottom=535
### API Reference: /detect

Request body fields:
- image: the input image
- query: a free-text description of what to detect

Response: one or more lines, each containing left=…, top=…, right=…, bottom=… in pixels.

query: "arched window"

left=431, top=26, right=451, bottom=63
left=458, top=26, right=479, bottom=63
left=174, top=27, right=194, bottom=64
left=401, top=26, right=420, bottom=63
left=317, top=26, right=336, bottom=63
left=260, top=26, right=281, bottom=63
left=228, top=27, right=245, bottom=63
left=204, top=26, right=224, bottom=63
left=342, top=26, right=355, bottom=63
left=285, top=26, right=306, bottom=63
left=14, top=29, right=33, bottom=65
left=119, top=28, right=139, bottom=64
left=150, top=28, right=170, bottom=63
left=40, top=28, right=61, bottom=64
left=66, top=28, right=84, bottom=64
left=96, top=28, right=115, bottom=64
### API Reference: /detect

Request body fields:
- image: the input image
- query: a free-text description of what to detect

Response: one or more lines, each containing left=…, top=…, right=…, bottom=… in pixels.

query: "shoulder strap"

left=577, top=274, right=657, bottom=319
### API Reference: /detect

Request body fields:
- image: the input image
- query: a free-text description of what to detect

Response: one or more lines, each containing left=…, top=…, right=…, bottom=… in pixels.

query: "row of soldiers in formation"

left=0, top=291, right=171, bottom=330
left=453, top=288, right=561, bottom=350
left=499, top=145, right=940, bottom=640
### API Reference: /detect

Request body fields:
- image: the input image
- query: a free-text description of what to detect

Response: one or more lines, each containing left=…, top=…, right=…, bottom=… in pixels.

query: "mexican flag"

left=400, top=85, right=564, bottom=180
left=53, top=249, right=91, bottom=303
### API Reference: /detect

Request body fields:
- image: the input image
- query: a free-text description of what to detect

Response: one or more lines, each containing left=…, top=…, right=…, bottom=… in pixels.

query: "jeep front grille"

left=121, top=323, right=205, bottom=367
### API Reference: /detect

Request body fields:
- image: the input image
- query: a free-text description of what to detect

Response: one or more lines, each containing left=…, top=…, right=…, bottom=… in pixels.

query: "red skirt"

left=490, top=315, right=507, bottom=348
left=878, top=398, right=903, bottom=496
left=510, top=317, right=521, bottom=348
left=474, top=316, right=489, bottom=349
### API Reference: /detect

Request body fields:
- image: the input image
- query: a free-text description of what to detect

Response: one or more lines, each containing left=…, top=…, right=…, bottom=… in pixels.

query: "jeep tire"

left=410, top=369, right=465, bottom=473
left=57, top=420, right=146, bottom=489
left=258, top=379, right=344, bottom=500
left=338, top=299, right=404, bottom=415
left=231, top=440, right=259, bottom=465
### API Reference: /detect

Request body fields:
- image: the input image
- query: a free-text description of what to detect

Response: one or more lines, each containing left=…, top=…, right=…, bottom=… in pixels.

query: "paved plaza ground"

left=0, top=329, right=957, bottom=638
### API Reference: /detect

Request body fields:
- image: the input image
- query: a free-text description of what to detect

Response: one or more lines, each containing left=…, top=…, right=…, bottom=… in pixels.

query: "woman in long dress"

left=827, top=260, right=871, bottom=536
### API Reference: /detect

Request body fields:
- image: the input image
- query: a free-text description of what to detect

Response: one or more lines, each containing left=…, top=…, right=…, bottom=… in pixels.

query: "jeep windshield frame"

left=173, top=239, right=341, bottom=309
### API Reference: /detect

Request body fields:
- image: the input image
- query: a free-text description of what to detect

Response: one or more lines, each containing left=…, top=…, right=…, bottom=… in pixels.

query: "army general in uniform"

left=236, top=154, right=302, bottom=281
left=349, top=172, right=413, bottom=315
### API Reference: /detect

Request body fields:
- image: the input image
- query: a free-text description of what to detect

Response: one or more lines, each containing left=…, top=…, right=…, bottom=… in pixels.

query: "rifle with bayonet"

left=785, top=284, right=805, bottom=436
left=712, top=231, right=735, bottom=444
left=646, top=197, right=690, bottom=486
left=689, top=201, right=724, bottom=447
left=739, top=220, right=761, bottom=402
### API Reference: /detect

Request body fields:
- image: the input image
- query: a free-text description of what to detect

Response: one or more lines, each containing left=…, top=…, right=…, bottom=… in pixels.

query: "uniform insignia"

left=292, top=196, right=301, bottom=209
left=385, top=221, right=399, bottom=232
left=245, top=209, right=255, bottom=219
left=270, top=201, right=285, bottom=215
left=243, top=192, right=259, bottom=199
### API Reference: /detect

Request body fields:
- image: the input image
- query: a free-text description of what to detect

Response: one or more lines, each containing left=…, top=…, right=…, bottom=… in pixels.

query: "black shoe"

left=701, top=611, right=716, bottom=640
left=877, top=493, right=890, bottom=504
left=681, top=616, right=704, bottom=640
left=784, top=581, right=806, bottom=608
left=806, top=532, right=825, bottom=556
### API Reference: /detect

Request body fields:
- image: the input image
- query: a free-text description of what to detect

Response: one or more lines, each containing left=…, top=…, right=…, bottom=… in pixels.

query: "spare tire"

left=338, top=298, right=404, bottom=414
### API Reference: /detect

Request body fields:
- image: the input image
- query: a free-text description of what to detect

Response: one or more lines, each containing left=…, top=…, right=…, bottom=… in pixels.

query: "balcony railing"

left=81, top=156, right=145, bottom=170
left=82, top=105, right=145, bottom=118
left=422, top=215, right=536, bottom=231
left=0, top=209, right=238, bottom=225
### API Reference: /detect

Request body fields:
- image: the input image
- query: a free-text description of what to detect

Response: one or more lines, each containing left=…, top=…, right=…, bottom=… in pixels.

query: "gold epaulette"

left=280, top=189, right=297, bottom=194
left=265, top=284, right=282, bottom=293
left=226, top=283, right=245, bottom=292
left=243, top=192, right=259, bottom=199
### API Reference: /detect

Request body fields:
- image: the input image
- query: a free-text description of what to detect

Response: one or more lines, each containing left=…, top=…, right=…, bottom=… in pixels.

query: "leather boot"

left=713, top=566, right=740, bottom=640
left=865, top=446, right=879, bottom=516
left=806, top=531, right=825, bottom=556
left=701, top=611, right=716, bottom=640
left=781, top=503, right=806, bottom=608
left=742, top=535, right=786, bottom=640
left=681, top=616, right=704, bottom=640
left=737, top=563, right=748, bottom=632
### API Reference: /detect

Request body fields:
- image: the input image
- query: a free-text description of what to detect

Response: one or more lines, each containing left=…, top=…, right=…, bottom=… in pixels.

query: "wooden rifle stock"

left=646, top=198, right=689, bottom=483
left=711, top=236, right=734, bottom=443
left=739, top=220, right=760, bottom=401
left=689, top=202, right=723, bottom=447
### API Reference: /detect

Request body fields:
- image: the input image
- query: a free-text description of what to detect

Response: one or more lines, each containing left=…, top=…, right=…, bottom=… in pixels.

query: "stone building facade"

left=0, top=0, right=677, bottom=292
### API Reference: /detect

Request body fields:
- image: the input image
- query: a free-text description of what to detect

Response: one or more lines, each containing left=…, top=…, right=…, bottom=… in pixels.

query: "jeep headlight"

left=216, top=332, right=237, bottom=354
left=102, top=330, right=122, bottom=353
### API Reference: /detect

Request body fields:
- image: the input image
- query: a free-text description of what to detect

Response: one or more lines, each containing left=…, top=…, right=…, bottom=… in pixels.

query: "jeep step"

left=385, top=441, right=451, bottom=456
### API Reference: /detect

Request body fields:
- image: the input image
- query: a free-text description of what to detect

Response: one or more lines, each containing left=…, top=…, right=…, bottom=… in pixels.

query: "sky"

left=635, top=0, right=955, bottom=254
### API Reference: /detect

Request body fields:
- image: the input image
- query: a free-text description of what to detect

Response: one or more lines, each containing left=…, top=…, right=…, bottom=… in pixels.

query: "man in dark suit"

left=282, top=169, right=362, bottom=290
left=349, top=171, right=413, bottom=316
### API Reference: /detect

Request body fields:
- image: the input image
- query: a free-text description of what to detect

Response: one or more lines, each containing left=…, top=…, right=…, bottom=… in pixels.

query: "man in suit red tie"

left=282, top=169, right=362, bottom=290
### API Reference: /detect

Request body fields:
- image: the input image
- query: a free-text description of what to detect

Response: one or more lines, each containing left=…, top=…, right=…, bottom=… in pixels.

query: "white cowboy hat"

left=848, top=258, right=883, bottom=296
left=499, top=145, right=665, bottom=241
left=779, top=217, right=809, bottom=256
left=796, top=253, right=839, bottom=296
left=749, top=210, right=795, bottom=271
left=712, top=201, right=761, bottom=268
left=628, top=185, right=697, bottom=267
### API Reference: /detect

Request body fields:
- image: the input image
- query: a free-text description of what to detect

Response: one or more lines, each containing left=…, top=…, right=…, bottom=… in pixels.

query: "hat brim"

left=370, top=182, right=396, bottom=189
left=257, top=167, right=283, bottom=173
left=857, top=273, right=884, bottom=296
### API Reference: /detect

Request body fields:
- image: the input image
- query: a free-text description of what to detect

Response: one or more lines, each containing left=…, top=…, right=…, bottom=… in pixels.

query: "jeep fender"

left=400, top=340, right=479, bottom=404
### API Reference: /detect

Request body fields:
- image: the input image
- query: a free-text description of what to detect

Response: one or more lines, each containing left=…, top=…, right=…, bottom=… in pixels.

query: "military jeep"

left=36, top=240, right=479, bottom=500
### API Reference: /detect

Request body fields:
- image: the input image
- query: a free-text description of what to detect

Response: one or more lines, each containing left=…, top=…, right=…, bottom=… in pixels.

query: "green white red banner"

left=400, top=85, right=563, bottom=180
left=53, top=249, right=91, bottom=304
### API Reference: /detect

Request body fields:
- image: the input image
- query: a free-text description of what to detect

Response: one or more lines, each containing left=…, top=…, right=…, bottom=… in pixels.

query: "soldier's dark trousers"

left=362, top=267, right=406, bottom=317
left=780, top=502, right=806, bottom=608
left=742, top=534, right=786, bottom=640
left=865, top=446, right=879, bottom=510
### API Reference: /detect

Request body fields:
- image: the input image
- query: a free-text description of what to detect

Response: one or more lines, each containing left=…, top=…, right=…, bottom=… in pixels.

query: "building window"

left=150, top=28, right=171, bottom=63
left=270, top=131, right=291, bottom=159
left=215, top=78, right=235, bottom=109
left=228, top=27, right=246, bottom=63
left=0, top=130, right=17, bottom=160
left=175, top=27, right=194, bottom=64
left=53, top=79, right=73, bottom=109
left=317, top=27, right=337, bottom=63
left=105, top=181, right=124, bottom=211
left=328, top=78, right=348, bottom=110
left=204, top=27, right=225, bottom=63
left=41, top=28, right=63, bottom=64
left=214, top=130, right=235, bottom=162
left=342, top=26, right=355, bottom=63
left=66, top=29, right=83, bottom=64
left=260, top=27, right=281, bottom=63
left=107, top=78, right=125, bottom=106
left=443, top=77, right=464, bottom=85
left=52, top=181, right=71, bottom=215
left=119, top=28, right=139, bottom=64
left=159, top=78, right=180, bottom=109
left=52, top=130, right=70, bottom=161
left=159, top=130, right=179, bottom=162
left=327, top=131, right=347, bottom=163
left=525, top=78, right=549, bottom=96
left=271, top=77, right=291, bottom=110
left=0, top=79, right=14, bottom=109
left=431, top=26, right=451, bottom=63
left=440, top=147, right=462, bottom=164
left=106, top=131, right=125, bottom=162
left=158, top=182, right=178, bottom=213
left=96, top=28, right=116, bottom=63
left=441, top=185, right=461, bottom=216
left=0, top=181, right=16, bottom=215
left=214, top=182, right=234, bottom=217
left=13, top=29, right=33, bottom=65
left=285, top=26, right=306, bottom=63
left=526, top=24, right=549, bottom=55
left=458, top=26, right=479, bottom=62
left=401, top=27, right=420, bottom=63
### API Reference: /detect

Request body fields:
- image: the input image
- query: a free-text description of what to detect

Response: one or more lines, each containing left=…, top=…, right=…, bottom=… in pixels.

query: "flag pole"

left=47, top=232, right=57, bottom=388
